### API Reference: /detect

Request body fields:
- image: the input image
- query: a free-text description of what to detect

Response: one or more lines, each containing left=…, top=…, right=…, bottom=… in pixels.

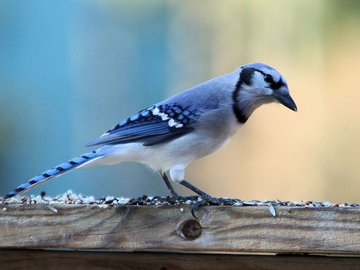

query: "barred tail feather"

left=3, top=150, right=101, bottom=199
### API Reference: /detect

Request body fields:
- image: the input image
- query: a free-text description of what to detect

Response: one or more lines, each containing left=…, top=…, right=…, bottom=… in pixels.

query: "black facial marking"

left=252, top=68, right=285, bottom=90
left=264, top=74, right=273, bottom=84
left=232, top=68, right=254, bottom=124
left=271, top=78, right=285, bottom=90
left=232, top=106, right=249, bottom=124
left=239, top=68, right=254, bottom=86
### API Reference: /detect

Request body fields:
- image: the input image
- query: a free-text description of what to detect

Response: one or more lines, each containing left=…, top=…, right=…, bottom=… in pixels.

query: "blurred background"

left=0, top=0, right=359, bottom=202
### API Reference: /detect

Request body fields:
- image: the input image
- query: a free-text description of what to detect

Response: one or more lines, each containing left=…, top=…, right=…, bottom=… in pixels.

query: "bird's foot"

left=191, top=196, right=236, bottom=218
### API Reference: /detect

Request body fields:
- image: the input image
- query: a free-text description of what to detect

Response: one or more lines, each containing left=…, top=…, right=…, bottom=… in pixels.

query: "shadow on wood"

left=0, top=249, right=360, bottom=270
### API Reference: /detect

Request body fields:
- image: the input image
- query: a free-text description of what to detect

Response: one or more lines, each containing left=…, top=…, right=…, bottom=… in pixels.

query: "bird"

left=3, top=62, right=297, bottom=204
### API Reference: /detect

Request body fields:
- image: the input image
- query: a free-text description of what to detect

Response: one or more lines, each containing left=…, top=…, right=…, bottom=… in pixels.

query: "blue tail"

left=3, top=150, right=100, bottom=199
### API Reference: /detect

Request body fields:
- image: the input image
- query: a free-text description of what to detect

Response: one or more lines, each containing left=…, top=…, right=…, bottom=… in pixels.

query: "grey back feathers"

left=88, top=70, right=239, bottom=147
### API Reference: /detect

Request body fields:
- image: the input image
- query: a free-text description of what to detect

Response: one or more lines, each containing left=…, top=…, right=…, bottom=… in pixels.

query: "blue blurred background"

left=1, top=0, right=360, bottom=202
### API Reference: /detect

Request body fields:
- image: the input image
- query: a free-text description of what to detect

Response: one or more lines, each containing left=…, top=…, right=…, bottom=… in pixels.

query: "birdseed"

left=1, top=190, right=359, bottom=208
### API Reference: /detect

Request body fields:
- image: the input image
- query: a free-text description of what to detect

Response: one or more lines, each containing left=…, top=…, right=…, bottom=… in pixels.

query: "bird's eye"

left=264, top=74, right=273, bottom=83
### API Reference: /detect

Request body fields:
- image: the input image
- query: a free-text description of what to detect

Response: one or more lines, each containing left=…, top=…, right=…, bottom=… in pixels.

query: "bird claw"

left=191, top=196, right=236, bottom=218
left=191, top=200, right=208, bottom=218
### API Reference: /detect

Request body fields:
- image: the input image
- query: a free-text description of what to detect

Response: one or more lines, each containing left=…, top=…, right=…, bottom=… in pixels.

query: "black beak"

left=273, top=91, right=297, bottom=112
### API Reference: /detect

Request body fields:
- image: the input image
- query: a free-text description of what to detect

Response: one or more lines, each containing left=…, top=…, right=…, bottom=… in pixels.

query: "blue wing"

left=87, top=103, right=199, bottom=147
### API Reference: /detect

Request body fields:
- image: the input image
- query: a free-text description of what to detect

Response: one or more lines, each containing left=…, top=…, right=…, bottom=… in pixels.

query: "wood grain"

left=0, top=204, right=360, bottom=255
left=1, top=250, right=360, bottom=270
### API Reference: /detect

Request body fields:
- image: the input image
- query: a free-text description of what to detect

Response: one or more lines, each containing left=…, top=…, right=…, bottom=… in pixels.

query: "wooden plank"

left=0, top=204, right=360, bottom=255
left=0, top=250, right=360, bottom=270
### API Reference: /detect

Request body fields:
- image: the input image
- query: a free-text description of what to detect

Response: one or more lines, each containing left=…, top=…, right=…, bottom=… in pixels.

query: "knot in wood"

left=177, top=219, right=201, bottom=240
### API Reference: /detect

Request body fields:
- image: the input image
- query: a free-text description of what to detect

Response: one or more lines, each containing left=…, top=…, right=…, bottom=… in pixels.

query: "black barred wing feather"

left=87, top=104, right=199, bottom=147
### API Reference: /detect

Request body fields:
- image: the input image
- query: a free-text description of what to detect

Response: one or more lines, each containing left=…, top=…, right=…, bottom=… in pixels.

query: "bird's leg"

left=161, top=173, right=180, bottom=199
left=178, top=179, right=236, bottom=217
left=177, top=179, right=220, bottom=203
left=161, top=173, right=202, bottom=202
left=169, top=167, right=215, bottom=200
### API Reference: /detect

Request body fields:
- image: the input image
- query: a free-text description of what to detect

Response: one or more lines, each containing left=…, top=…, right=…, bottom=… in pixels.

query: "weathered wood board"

left=0, top=204, right=359, bottom=255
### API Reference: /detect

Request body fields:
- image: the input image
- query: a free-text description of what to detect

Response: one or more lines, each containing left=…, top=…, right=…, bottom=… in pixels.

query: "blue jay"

left=4, top=63, right=297, bottom=204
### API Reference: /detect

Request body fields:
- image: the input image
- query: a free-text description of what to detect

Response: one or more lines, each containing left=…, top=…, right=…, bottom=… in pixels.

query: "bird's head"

left=233, top=62, right=297, bottom=123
